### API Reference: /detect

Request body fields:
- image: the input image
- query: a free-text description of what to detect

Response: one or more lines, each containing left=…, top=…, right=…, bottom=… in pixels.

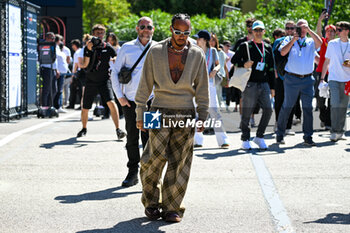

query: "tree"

left=82, top=0, right=130, bottom=34
left=127, top=0, right=227, bottom=18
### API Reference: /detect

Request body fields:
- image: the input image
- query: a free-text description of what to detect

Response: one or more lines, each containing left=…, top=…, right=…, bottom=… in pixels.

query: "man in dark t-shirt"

left=231, top=20, right=275, bottom=150
left=78, top=24, right=126, bottom=139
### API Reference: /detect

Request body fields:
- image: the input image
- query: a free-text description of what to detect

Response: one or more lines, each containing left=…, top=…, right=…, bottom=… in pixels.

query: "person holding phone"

left=315, top=10, right=336, bottom=130
left=276, top=19, right=322, bottom=146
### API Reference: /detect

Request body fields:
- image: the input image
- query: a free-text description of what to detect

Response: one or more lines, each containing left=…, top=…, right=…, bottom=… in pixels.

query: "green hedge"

left=109, top=0, right=350, bottom=45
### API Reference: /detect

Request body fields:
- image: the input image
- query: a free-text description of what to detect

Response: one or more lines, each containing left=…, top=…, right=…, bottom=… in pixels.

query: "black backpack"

left=273, top=37, right=290, bottom=76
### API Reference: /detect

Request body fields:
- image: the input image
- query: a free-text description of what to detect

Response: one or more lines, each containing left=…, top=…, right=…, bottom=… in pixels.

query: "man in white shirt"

left=56, top=34, right=71, bottom=65
left=54, top=40, right=70, bottom=113
left=320, top=21, right=350, bottom=141
left=111, top=17, right=157, bottom=187
left=276, top=19, right=322, bottom=146
left=67, top=39, right=83, bottom=109
left=222, top=40, right=238, bottom=111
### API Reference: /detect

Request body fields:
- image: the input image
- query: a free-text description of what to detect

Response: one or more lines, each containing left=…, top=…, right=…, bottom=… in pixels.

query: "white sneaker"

left=253, top=137, right=268, bottom=150
left=241, top=140, right=252, bottom=150
left=336, top=133, right=344, bottom=140
left=58, top=107, right=67, bottom=113
left=330, top=133, right=337, bottom=142
left=285, top=129, right=295, bottom=136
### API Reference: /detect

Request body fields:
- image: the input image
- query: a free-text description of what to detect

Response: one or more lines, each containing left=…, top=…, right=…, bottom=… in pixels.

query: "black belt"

left=286, top=71, right=312, bottom=78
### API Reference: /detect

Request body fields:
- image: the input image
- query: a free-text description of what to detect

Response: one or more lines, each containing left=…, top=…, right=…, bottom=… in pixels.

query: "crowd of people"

left=38, top=12, right=350, bottom=223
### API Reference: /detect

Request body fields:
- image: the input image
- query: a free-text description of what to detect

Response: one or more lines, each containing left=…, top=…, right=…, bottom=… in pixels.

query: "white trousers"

left=195, top=81, right=229, bottom=146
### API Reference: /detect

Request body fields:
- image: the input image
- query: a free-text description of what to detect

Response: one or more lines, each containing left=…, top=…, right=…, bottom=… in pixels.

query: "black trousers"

left=316, top=73, right=331, bottom=126
left=225, top=86, right=241, bottom=106
left=274, top=77, right=294, bottom=130
left=68, top=71, right=84, bottom=108
left=122, top=100, right=149, bottom=173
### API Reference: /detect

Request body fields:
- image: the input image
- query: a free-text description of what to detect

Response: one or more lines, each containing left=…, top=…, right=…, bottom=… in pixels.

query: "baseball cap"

left=325, top=25, right=336, bottom=32
left=252, top=20, right=265, bottom=30
left=194, top=30, right=211, bottom=41
left=223, top=40, right=231, bottom=46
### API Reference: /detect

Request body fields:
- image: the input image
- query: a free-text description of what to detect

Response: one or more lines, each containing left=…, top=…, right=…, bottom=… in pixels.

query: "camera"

left=322, top=8, right=327, bottom=14
left=296, top=26, right=302, bottom=37
left=91, top=36, right=103, bottom=49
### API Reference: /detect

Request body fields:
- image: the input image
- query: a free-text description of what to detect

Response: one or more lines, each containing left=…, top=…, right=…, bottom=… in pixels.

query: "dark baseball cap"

left=194, top=30, right=211, bottom=41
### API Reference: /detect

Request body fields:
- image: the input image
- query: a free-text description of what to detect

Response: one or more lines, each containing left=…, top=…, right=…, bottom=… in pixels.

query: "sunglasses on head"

left=171, top=26, right=191, bottom=36
left=253, top=28, right=264, bottom=32
left=139, top=25, right=153, bottom=30
left=337, top=28, right=343, bottom=32
left=246, top=24, right=253, bottom=28
left=285, top=27, right=295, bottom=30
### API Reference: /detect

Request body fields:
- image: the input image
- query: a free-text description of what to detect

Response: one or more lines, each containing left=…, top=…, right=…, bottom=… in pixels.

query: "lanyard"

left=253, top=40, right=265, bottom=62
left=340, top=39, right=349, bottom=61
left=297, top=39, right=306, bottom=51
left=206, top=48, right=211, bottom=68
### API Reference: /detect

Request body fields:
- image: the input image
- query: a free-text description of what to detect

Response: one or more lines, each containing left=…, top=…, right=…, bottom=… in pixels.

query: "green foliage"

left=82, top=0, right=130, bottom=34
left=127, top=0, right=226, bottom=18
left=106, top=1, right=350, bottom=44
left=254, top=0, right=350, bottom=38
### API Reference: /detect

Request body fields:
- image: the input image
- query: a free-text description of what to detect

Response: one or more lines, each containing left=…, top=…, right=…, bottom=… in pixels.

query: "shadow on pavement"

left=304, top=213, right=350, bottom=225
left=40, top=137, right=116, bottom=149
left=55, top=186, right=141, bottom=204
left=266, top=140, right=336, bottom=154
left=76, top=217, right=171, bottom=233
left=196, top=149, right=246, bottom=160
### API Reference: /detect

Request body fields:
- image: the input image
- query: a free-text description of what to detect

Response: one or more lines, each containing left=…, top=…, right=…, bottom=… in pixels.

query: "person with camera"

left=134, top=13, right=209, bottom=223
left=231, top=20, right=275, bottom=150
left=320, top=21, right=350, bottom=142
left=110, top=17, right=157, bottom=187
left=276, top=19, right=322, bottom=146
left=77, top=24, right=126, bottom=140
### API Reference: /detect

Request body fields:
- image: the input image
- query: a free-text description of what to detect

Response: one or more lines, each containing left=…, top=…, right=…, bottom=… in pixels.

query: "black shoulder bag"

left=118, top=43, right=151, bottom=84
left=274, top=36, right=291, bottom=76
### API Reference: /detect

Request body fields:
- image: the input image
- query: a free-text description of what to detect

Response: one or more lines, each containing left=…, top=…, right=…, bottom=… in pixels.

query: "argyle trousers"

left=140, top=108, right=195, bottom=217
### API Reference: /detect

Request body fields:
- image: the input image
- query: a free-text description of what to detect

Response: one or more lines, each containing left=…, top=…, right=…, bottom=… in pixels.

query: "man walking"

left=320, top=21, right=350, bottom=141
left=231, top=20, right=275, bottom=150
left=111, top=17, right=157, bottom=187
left=135, top=13, right=209, bottom=222
left=276, top=19, right=322, bottom=146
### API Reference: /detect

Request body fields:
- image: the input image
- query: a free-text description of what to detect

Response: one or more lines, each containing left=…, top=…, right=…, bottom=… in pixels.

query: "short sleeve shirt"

left=85, top=43, right=117, bottom=83
left=316, top=37, right=329, bottom=73
left=325, top=38, right=350, bottom=82
left=279, top=36, right=316, bottom=75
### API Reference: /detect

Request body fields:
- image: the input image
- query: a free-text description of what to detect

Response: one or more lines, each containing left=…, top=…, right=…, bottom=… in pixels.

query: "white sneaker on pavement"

left=285, top=129, right=295, bottom=136
left=330, top=133, right=337, bottom=142
left=253, top=137, right=268, bottom=150
left=241, top=140, right=252, bottom=150
left=58, top=107, right=67, bottom=113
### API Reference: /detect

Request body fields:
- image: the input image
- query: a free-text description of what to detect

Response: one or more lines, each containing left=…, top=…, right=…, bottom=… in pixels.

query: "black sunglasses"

left=337, top=28, right=343, bottom=32
left=139, top=25, right=153, bottom=30
left=246, top=25, right=253, bottom=28
left=253, top=28, right=264, bottom=32
left=285, top=27, right=295, bottom=30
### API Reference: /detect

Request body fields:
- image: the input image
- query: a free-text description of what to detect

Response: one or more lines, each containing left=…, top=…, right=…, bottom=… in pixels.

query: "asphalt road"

left=0, top=107, right=349, bottom=233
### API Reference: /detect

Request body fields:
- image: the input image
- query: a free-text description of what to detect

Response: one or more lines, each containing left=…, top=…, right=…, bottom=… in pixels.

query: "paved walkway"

left=0, top=107, right=349, bottom=233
